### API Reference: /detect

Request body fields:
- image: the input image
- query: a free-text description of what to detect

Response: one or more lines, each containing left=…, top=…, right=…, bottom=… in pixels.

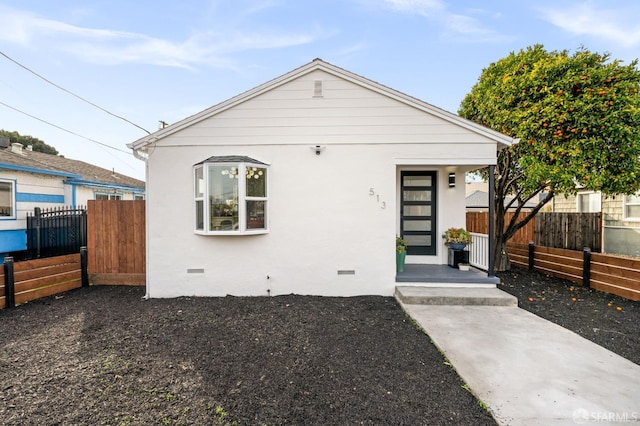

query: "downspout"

left=71, top=182, right=77, bottom=208
left=488, top=164, right=495, bottom=277
left=130, top=144, right=150, bottom=299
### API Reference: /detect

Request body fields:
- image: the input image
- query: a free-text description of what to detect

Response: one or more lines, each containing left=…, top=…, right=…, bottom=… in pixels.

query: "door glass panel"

left=403, top=190, right=431, bottom=202
left=404, top=235, right=432, bottom=247
left=404, top=205, right=431, bottom=216
left=403, top=220, right=431, bottom=231
left=403, top=176, right=432, bottom=187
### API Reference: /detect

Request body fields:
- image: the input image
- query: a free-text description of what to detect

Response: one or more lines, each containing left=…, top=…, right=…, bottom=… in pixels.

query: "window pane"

left=404, top=220, right=431, bottom=231
left=96, top=194, right=108, bottom=200
left=195, top=166, right=204, bottom=197
left=196, top=200, right=204, bottom=230
left=578, top=194, right=589, bottom=212
left=627, top=205, right=640, bottom=218
left=627, top=194, right=640, bottom=204
left=246, top=167, right=266, bottom=197
left=247, top=200, right=266, bottom=229
left=404, top=235, right=432, bottom=247
left=0, top=181, right=13, bottom=217
left=403, top=205, right=431, bottom=216
left=403, top=190, right=431, bottom=202
left=403, top=176, right=432, bottom=187
left=209, top=165, right=238, bottom=230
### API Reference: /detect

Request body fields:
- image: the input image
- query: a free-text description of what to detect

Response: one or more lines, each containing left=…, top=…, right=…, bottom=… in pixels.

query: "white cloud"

left=0, top=5, right=330, bottom=69
left=383, top=0, right=445, bottom=16
left=539, top=3, right=640, bottom=48
left=382, top=0, right=506, bottom=42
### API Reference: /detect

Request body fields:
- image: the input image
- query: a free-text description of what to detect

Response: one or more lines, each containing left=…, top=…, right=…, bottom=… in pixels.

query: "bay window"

left=194, top=156, right=268, bottom=234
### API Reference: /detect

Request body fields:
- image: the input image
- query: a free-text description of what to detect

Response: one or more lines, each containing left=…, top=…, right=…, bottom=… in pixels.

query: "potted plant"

left=443, top=227, right=472, bottom=250
left=396, top=236, right=407, bottom=273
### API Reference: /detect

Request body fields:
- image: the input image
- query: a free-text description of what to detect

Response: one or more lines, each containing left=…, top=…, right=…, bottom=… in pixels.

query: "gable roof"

left=0, top=145, right=144, bottom=190
left=128, top=58, right=516, bottom=152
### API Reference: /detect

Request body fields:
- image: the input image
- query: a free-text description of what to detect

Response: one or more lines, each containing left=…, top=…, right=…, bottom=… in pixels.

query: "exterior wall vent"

left=337, top=270, right=355, bottom=275
left=313, top=80, right=323, bottom=98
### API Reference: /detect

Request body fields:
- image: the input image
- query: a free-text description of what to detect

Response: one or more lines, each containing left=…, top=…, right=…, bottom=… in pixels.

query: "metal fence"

left=26, top=206, right=87, bottom=259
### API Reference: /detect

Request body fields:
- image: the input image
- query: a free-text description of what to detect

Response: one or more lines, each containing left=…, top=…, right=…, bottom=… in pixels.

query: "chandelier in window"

left=221, top=167, right=264, bottom=180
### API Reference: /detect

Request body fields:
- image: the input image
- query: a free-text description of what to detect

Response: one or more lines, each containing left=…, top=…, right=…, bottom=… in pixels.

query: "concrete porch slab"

left=396, top=264, right=500, bottom=285
left=395, top=286, right=518, bottom=306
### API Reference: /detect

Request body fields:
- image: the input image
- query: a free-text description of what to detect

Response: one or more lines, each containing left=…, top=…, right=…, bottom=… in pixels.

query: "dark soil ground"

left=0, top=287, right=496, bottom=426
left=498, top=266, right=640, bottom=366
left=2, top=269, right=637, bottom=425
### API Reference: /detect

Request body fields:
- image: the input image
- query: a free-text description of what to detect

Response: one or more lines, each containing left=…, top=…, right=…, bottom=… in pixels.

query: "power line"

left=0, top=50, right=151, bottom=135
left=0, top=100, right=133, bottom=155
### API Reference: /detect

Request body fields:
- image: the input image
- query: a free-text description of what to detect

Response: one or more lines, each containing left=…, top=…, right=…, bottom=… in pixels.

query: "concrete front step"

left=395, top=286, right=518, bottom=307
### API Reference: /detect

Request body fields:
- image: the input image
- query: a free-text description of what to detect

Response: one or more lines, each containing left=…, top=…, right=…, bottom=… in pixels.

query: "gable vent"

left=313, top=80, right=323, bottom=97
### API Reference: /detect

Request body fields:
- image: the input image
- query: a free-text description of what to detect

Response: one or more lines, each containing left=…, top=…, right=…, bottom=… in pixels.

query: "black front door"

left=400, top=171, right=437, bottom=256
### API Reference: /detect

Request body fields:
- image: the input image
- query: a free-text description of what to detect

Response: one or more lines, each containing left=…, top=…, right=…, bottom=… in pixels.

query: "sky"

left=1, top=0, right=639, bottom=181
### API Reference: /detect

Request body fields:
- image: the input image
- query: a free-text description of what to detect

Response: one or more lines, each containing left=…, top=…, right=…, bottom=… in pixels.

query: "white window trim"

left=0, top=178, right=17, bottom=220
left=576, top=191, right=601, bottom=213
left=623, top=192, right=640, bottom=222
left=95, top=192, right=123, bottom=200
left=195, top=161, right=269, bottom=235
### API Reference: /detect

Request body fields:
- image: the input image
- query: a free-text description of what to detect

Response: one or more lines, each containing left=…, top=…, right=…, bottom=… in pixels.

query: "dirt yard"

left=2, top=268, right=636, bottom=425
left=498, top=266, right=640, bottom=365
left=0, top=287, right=495, bottom=425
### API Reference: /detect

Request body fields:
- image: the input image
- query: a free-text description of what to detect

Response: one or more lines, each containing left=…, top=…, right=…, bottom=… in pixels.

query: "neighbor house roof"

left=0, top=144, right=144, bottom=191
left=466, top=190, right=539, bottom=210
left=128, top=58, right=517, bottom=152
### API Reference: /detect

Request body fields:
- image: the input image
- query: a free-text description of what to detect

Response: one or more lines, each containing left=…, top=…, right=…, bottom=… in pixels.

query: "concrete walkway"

left=399, top=302, right=640, bottom=425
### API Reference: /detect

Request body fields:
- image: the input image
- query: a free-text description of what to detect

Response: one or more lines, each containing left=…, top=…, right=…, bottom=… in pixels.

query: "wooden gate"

left=87, top=200, right=145, bottom=286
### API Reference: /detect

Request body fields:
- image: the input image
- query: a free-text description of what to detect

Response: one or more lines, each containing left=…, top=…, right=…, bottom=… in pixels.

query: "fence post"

left=80, top=246, right=89, bottom=288
left=528, top=241, right=535, bottom=271
left=34, top=207, right=42, bottom=258
left=583, top=247, right=591, bottom=288
left=4, top=256, right=15, bottom=308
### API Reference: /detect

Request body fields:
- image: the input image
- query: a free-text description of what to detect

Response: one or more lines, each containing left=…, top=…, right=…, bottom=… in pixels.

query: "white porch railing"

left=469, top=232, right=489, bottom=271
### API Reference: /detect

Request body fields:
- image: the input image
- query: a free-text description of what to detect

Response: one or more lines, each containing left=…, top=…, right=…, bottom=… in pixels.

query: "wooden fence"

left=467, top=211, right=601, bottom=250
left=535, top=212, right=601, bottom=252
left=87, top=200, right=145, bottom=286
left=1, top=252, right=87, bottom=309
left=508, top=242, right=640, bottom=301
left=466, top=212, right=534, bottom=244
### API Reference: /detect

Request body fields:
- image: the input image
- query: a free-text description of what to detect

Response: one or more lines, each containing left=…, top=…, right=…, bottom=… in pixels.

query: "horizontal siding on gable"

left=164, top=69, right=497, bottom=150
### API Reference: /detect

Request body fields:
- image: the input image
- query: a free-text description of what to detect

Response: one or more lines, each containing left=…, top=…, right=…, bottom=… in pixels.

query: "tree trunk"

left=494, top=238, right=511, bottom=272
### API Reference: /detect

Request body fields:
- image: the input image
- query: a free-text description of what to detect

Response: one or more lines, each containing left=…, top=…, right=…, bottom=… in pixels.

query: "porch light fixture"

left=311, top=145, right=325, bottom=155
left=448, top=172, right=456, bottom=188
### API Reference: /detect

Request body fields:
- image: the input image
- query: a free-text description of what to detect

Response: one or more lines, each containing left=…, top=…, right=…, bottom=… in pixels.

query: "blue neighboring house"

left=0, top=140, right=145, bottom=261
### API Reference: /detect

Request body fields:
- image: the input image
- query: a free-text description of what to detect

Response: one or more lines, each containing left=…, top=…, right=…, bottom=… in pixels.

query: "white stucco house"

left=128, top=59, right=514, bottom=298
